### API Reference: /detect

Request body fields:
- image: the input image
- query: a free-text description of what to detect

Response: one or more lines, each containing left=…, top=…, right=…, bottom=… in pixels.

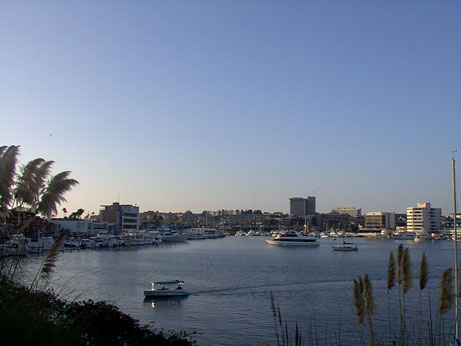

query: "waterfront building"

left=331, top=207, right=362, bottom=218
left=406, top=202, right=441, bottom=234
left=51, top=219, right=113, bottom=236
left=442, top=214, right=461, bottom=231
left=100, top=202, right=140, bottom=233
left=364, top=212, right=395, bottom=231
left=289, top=196, right=316, bottom=217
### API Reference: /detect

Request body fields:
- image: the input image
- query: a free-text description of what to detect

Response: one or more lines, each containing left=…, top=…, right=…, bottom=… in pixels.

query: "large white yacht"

left=392, top=232, right=415, bottom=240
left=27, top=235, right=55, bottom=253
left=201, top=228, right=225, bottom=239
left=266, top=231, right=319, bottom=247
left=414, top=232, right=431, bottom=242
left=187, top=228, right=205, bottom=240
left=144, top=231, right=162, bottom=245
left=158, top=228, right=188, bottom=242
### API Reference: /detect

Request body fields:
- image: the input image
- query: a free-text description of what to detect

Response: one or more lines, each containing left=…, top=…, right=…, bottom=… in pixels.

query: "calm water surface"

left=24, top=237, right=457, bottom=345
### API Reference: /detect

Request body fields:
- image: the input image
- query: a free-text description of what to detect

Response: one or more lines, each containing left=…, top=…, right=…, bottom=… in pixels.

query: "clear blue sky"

left=1, top=1, right=460, bottom=216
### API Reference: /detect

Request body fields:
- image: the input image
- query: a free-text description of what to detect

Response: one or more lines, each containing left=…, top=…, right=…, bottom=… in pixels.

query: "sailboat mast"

left=452, top=156, right=459, bottom=340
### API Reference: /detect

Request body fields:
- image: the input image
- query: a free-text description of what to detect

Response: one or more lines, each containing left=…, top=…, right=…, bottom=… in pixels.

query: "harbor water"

left=23, top=237, right=458, bottom=345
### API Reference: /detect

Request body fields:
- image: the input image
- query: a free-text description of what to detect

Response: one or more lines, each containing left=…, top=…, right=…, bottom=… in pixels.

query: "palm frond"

left=419, top=252, right=428, bottom=291
left=402, top=247, right=412, bottom=294
left=14, top=158, right=46, bottom=207
left=0, top=145, right=20, bottom=215
left=439, top=268, right=454, bottom=315
left=37, top=171, right=79, bottom=218
left=387, top=251, right=395, bottom=290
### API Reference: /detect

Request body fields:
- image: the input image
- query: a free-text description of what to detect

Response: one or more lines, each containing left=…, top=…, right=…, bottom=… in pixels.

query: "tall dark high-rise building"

left=289, top=196, right=316, bottom=217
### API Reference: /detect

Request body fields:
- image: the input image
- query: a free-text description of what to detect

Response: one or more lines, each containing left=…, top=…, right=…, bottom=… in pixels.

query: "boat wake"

left=190, top=281, right=311, bottom=295
left=190, top=279, right=357, bottom=296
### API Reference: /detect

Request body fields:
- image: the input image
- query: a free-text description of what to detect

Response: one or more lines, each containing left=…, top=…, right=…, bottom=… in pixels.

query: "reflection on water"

left=24, top=237, right=458, bottom=345
left=146, top=296, right=189, bottom=309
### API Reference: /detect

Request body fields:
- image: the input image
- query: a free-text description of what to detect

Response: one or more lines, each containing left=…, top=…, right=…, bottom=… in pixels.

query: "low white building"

left=51, top=219, right=113, bottom=236
left=331, top=207, right=362, bottom=218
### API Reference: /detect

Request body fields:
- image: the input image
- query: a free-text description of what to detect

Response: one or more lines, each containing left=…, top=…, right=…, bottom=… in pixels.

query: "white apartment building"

left=406, top=202, right=441, bottom=234
left=331, top=207, right=362, bottom=218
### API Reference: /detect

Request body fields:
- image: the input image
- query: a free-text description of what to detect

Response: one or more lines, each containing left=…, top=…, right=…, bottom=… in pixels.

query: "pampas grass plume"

left=440, top=268, right=454, bottom=315
left=353, top=278, right=365, bottom=326
left=397, top=244, right=403, bottom=285
left=40, top=229, right=69, bottom=280
left=402, top=247, right=412, bottom=294
left=364, top=274, right=376, bottom=316
left=388, top=251, right=396, bottom=290
left=419, top=252, right=428, bottom=291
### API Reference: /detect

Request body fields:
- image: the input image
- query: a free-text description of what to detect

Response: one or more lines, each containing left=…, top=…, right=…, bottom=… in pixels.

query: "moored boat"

left=144, top=231, right=162, bottom=245
left=414, top=232, right=431, bottom=243
left=27, top=235, right=55, bottom=253
left=158, top=228, right=188, bottom=242
left=332, top=240, right=358, bottom=251
left=201, top=228, right=225, bottom=239
left=392, top=232, right=415, bottom=240
left=187, top=228, right=205, bottom=240
left=266, top=231, right=319, bottom=247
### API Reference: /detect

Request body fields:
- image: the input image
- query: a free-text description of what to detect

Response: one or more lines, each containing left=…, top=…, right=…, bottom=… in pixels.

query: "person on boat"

left=162, top=286, right=166, bottom=290
left=177, top=284, right=182, bottom=290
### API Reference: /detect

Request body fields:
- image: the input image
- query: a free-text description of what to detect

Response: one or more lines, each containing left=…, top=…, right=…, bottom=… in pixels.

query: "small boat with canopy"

left=144, top=280, right=189, bottom=298
left=332, top=240, right=358, bottom=251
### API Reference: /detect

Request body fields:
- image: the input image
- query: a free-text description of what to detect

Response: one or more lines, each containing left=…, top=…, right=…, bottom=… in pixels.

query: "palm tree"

left=0, top=145, right=19, bottom=218
left=1, top=145, right=78, bottom=220
left=0, top=145, right=79, bottom=278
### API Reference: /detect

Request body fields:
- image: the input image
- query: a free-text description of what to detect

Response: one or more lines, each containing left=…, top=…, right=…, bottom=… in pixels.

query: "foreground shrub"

left=0, top=278, right=194, bottom=346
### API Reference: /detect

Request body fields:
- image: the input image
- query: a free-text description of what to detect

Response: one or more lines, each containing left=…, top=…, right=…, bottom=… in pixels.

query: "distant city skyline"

left=1, top=1, right=460, bottom=216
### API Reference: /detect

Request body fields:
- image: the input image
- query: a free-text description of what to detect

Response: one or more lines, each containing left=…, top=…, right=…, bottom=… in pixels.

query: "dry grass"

left=440, top=268, right=454, bottom=315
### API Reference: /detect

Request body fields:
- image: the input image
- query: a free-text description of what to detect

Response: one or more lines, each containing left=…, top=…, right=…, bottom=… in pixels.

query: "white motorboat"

left=144, top=280, right=189, bottom=298
left=392, top=232, right=415, bottom=240
left=332, top=240, right=358, bottom=251
left=414, top=232, right=431, bottom=243
left=90, top=236, right=107, bottom=248
left=1, top=235, right=27, bottom=256
left=266, top=231, right=319, bottom=247
left=144, top=231, right=162, bottom=245
left=158, top=228, right=188, bottom=242
left=187, top=228, right=205, bottom=240
left=107, top=235, right=125, bottom=247
left=201, top=228, right=225, bottom=239
left=64, top=238, right=80, bottom=248
left=80, top=238, right=96, bottom=249
left=27, top=235, right=55, bottom=253
left=131, top=234, right=146, bottom=245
